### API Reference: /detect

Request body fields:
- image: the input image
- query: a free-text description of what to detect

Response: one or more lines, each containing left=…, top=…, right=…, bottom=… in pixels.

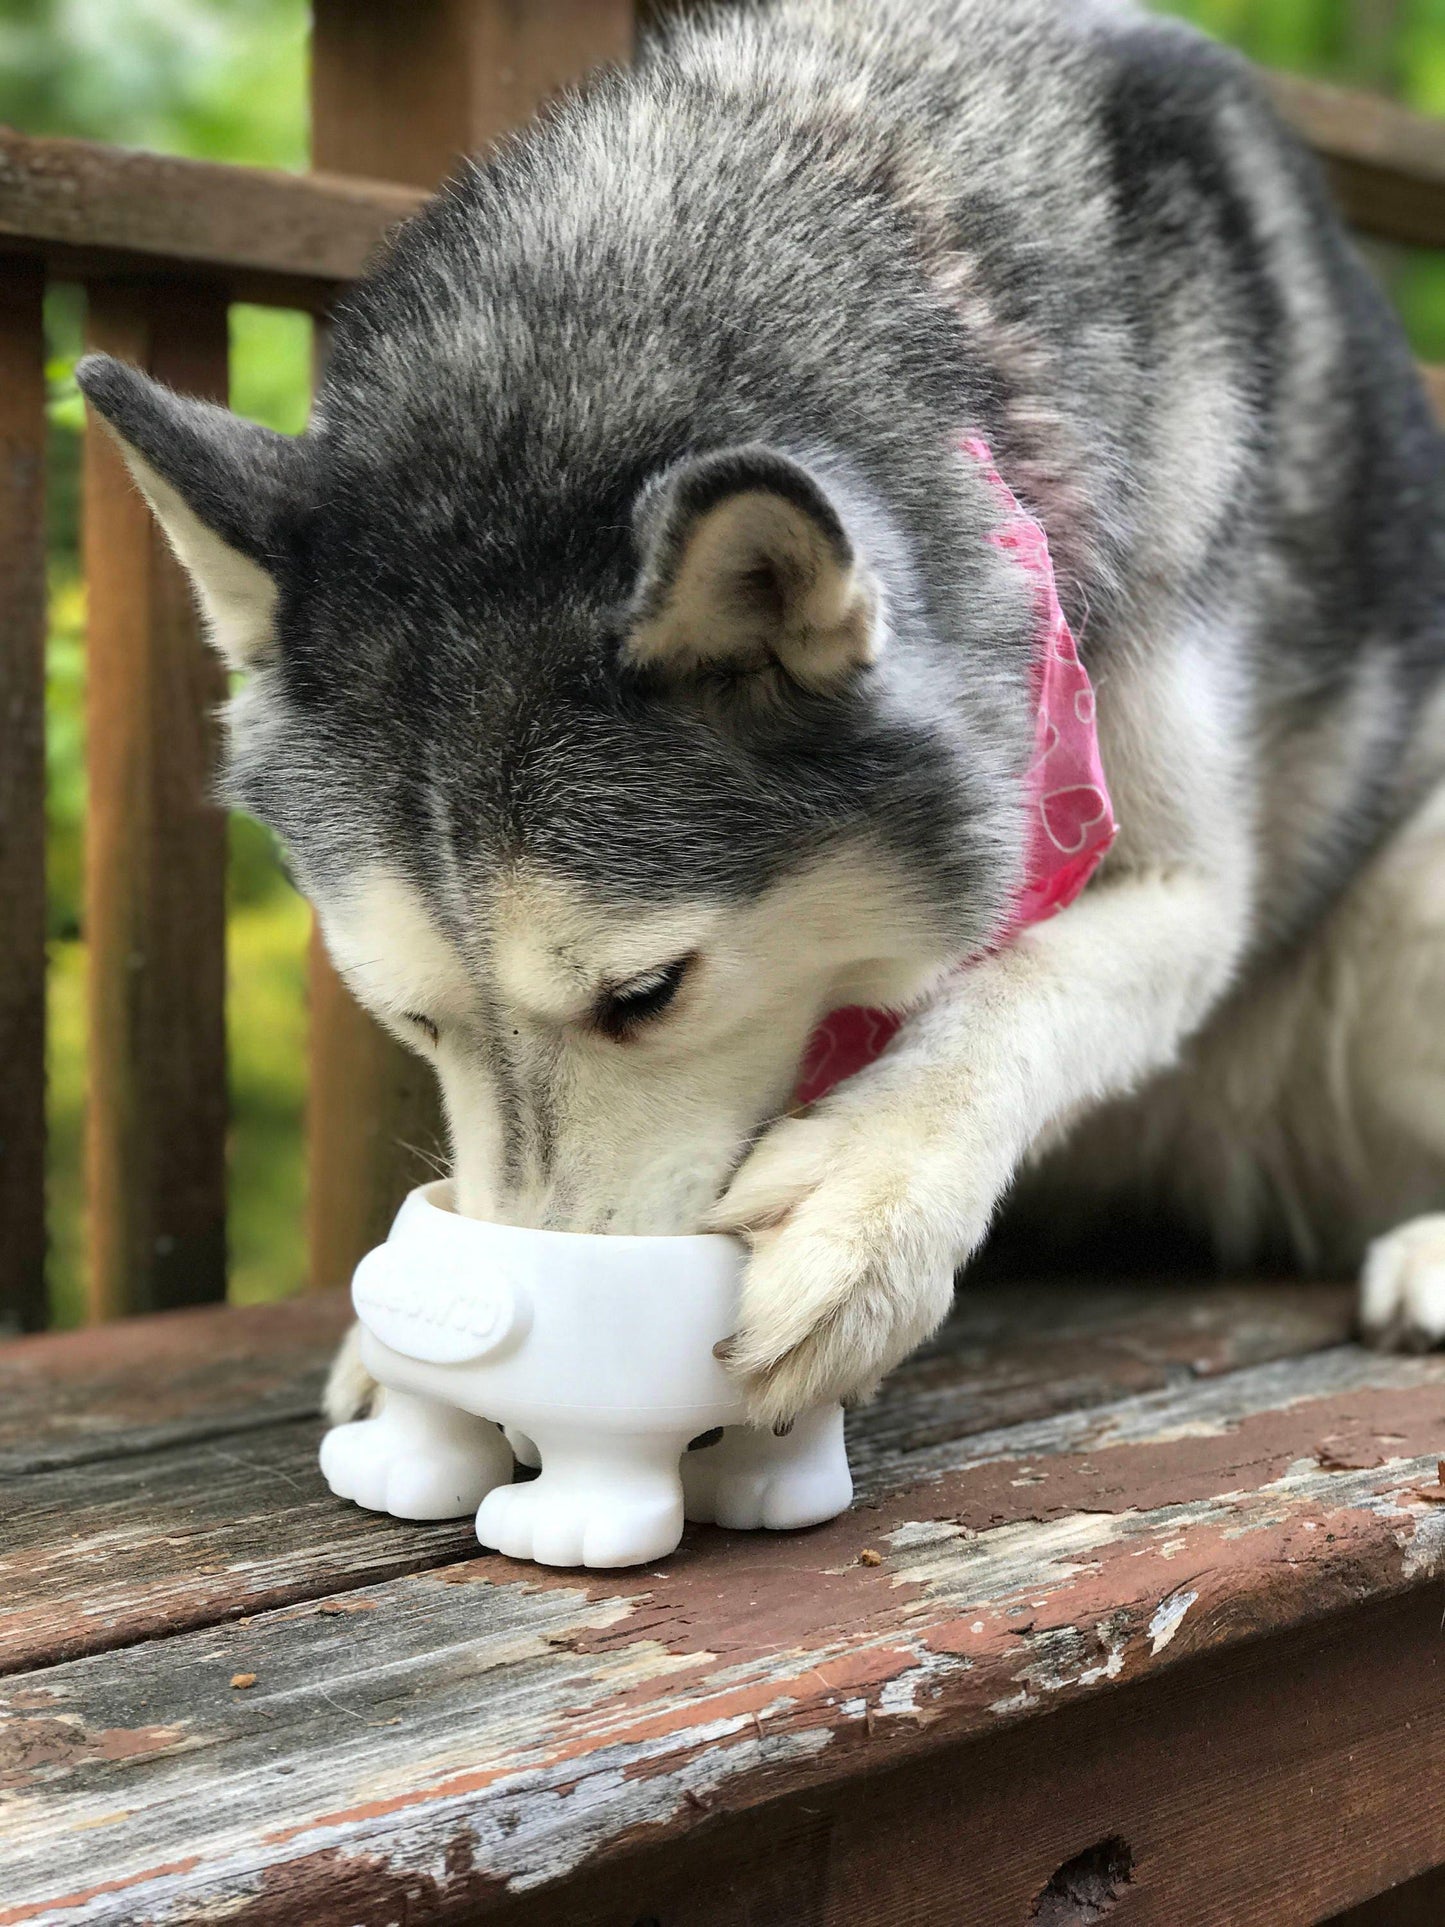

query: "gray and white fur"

left=79, top=0, right=1445, bottom=1437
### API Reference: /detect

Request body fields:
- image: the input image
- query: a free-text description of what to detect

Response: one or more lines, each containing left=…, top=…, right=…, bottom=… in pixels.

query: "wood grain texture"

left=0, top=1273, right=1350, bottom=1473
left=82, top=283, right=231, bottom=1318
left=0, top=1420, right=477, bottom=1674
left=4, top=1319, right=1443, bottom=1921
left=0, top=261, right=48, bottom=1336
left=0, top=130, right=420, bottom=309
left=1326, top=1863, right=1445, bottom=1927
left=1269, top=71, right=1445, bottom=249
left=311, top=0, right=635, bottom=186
left=0, top=1290, right=350, bottom=1477
left=302, top=0, right=635, bottom=1298
left=478, top=1587, right=1445, bottom=1927
left=0, top=1278, right=1356, bottom=1670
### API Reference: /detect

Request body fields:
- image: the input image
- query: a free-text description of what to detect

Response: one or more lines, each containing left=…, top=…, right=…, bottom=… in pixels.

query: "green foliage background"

left=7, top=0, right=1444, bottom=1320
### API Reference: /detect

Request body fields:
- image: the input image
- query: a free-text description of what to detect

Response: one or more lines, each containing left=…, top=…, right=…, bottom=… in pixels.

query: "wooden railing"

left=1, top=24, right=1443, bottom=1331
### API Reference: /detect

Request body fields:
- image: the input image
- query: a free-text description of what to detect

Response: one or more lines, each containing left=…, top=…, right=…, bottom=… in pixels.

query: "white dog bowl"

left=319, top=1182, right=852, bottom=1568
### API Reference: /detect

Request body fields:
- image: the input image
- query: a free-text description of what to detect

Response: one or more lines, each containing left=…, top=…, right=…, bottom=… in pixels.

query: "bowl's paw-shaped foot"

left=683, top=1405, right=852, bottom=1532
left=476, top=1471, right=685, bottom=1569
left=684, top=1459, right=850, bottom=1531
left=321, top=1418, right=484, bottom=1517
left=320, top=1397, right=511, bottom=1520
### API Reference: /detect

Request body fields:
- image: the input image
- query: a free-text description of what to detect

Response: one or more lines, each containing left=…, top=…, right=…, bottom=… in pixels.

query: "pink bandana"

left=794, top=437, right=1115, bottom=1108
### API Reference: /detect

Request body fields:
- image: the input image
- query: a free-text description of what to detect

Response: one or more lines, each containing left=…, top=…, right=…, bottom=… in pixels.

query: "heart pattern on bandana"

left=793, top=436, right=1117, bottom=1108
left=1041, top=783, right=1111, bottom=856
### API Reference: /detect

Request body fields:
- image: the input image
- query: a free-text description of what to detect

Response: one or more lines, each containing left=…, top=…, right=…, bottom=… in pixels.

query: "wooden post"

left=82, top=281, right=230, bottom=1318
left=311, top=1, right=635, bottom=184
left=305, top=0, right=636, bottom=1292
left=0, top=263, right=49, bottom=1333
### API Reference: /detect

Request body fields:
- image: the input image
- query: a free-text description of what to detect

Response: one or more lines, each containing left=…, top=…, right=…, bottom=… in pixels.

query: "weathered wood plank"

left=0, top=1275, right=1350, bottom=1476
left=480, top=1587, right=1445, bottom=1927
left=82, top=283, right=231, bottom=1319
left=0, top=260, right=48, bottom=1336
left=1269, top=71, right=1445, bottom=250
left=1328, top=1863, right=1445, bottom=1927
left=302, top=0, right=638, bottom=1299
left=311, top=0, right=634, bottom=185
left=0, top=1280, right=1357, bottom=1672
left=0, top=130, right=420, bottom=309
left=0, top=1291, right=350, bottom=1476
left=860, top=1274, right=1355, bottom=1461
left=3, top=1341, right=1442, bottom=1921
left=0, top=1420, right=478, bottom=1675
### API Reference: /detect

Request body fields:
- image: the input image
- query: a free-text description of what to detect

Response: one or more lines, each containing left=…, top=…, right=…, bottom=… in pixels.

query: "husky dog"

left=80, top=0, right=1445, bottom=1444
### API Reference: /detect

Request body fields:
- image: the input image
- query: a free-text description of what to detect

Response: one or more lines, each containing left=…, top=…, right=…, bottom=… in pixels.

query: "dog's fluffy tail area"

left=323, top=1323, right=379, bottom=1424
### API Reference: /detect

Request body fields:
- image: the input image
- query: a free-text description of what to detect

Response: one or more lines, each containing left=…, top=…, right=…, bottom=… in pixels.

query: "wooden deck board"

left=0, top=1421, right=476, bottom=1675
left=0, top=1293, right=351, bottom=1477
left=0, top=1280, right=1359, bottom=1676
left=475, top=1585, right=1445, bottom=1927
left=3, top=1280, right=1443, bottom=1923
left=0, top=1276, right=1352, bottom=1479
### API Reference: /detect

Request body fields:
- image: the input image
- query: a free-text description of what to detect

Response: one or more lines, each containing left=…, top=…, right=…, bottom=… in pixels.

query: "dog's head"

left=77, top=148, right=1031, bottom=1233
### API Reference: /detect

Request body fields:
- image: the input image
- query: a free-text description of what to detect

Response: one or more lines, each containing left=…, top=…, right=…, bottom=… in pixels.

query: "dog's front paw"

left=708, top=1103, right=991, bottom=1430
left=1360, top=1215, right=1445, bottom=1351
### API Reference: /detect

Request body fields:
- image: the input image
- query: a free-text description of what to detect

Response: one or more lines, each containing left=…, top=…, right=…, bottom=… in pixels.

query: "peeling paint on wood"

left=0, top=1275, right=1350, bottom=1482
left=3, top=1285, right=1443, bottom=1922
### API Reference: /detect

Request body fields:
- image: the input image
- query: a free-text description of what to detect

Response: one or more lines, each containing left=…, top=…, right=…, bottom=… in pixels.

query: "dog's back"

left=311, top=0, right=1444, bottom=949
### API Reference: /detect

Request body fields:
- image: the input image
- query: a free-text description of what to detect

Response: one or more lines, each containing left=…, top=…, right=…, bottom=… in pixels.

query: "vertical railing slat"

left=83, top=280, right=230, bottom=1318
left=0, top=262, right=49, bottom=1333
left=303, top=0, right=635, bottom=1293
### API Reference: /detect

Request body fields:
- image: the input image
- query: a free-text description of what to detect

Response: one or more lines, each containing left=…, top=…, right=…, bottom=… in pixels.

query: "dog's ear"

left=76, top=355, right=299, bottom=671
left=626, top=445, right=881, bottom=693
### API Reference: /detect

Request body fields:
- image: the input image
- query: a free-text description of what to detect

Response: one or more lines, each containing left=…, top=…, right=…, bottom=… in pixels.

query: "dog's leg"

left=712, top=862, right=1251, bottom=1426
left=1013, top=774, right=1445, bottom=1330
left=710, top=616, right=1261, bottom=1425
left=1361, top=1218, right=1445, bottom=1349
left=1326, top=781, right=1445, bottom=1346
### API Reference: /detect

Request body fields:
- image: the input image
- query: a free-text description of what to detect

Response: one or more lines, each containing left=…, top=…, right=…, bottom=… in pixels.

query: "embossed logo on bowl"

left=353, top=1247, right=525, bottom=1364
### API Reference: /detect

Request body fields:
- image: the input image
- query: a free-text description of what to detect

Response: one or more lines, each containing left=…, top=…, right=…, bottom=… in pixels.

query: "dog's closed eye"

left=596, top=957, right=691, bottom=1039
left=403, top=1011, right=439, bottom=1044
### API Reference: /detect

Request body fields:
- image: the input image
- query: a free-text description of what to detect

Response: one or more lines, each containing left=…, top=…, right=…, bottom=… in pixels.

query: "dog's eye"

left=596, top=957, right=690, bottom=1038
left=403, top=1011, right=439, bottom=1044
